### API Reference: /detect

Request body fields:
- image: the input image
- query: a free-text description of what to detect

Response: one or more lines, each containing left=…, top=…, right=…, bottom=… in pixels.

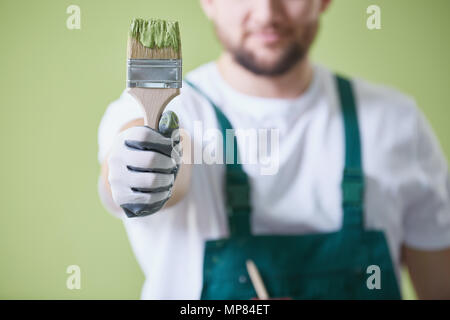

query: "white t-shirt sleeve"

left=97, top=91, right=144, bottom=164
left=402, top=107, right=450, bottom=250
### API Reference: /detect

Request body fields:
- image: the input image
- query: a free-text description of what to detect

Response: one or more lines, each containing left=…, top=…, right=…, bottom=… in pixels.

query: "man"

left=97, top=0, right=450, bottom=299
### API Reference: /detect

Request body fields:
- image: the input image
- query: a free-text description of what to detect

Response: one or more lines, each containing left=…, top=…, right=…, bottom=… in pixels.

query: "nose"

left=252, top=0, right=284, bottom=26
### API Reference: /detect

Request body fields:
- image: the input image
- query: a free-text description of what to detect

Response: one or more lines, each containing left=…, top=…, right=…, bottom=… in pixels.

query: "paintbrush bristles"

left=127, top=36, right=182, bottom=60
left=127, top=18, right=182, bottom=60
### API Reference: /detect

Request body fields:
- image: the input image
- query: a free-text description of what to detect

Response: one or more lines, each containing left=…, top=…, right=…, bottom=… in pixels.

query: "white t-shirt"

left=97, top=62, right=450, bottom=299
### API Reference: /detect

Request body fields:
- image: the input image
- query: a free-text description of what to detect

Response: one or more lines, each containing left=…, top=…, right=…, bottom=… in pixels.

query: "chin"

left=250, top=53, right=284, bottom=67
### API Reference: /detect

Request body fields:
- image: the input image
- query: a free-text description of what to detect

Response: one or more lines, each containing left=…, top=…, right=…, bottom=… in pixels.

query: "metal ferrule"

left=127, top=59, right=182, bottom=89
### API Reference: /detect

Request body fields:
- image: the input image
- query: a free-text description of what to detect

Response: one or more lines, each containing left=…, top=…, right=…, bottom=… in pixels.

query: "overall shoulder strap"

left=185, top=79, right=252, bottom=237
left=335, top=75, right=365, bottom=230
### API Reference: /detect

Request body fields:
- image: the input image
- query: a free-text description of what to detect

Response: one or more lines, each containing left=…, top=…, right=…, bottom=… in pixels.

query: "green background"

left=1, top=0, right=449, bottom=299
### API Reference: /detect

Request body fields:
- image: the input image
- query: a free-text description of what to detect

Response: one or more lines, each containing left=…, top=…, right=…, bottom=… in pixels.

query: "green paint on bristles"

left=130, top=18, right=181, bottom=50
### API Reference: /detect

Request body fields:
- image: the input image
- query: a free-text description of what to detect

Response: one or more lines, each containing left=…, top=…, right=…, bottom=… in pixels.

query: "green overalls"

left=185, top=75, right=401, bottom=299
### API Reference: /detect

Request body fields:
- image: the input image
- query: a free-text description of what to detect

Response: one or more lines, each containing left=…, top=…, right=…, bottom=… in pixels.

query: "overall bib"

left=185, top=75, right=401, bottom=299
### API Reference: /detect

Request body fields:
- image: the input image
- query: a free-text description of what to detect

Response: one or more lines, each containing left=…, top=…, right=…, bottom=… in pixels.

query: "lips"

left=250, top=29, right=286, bottom=45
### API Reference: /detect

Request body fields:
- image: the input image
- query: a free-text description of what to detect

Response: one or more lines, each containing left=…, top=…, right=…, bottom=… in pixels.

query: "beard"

left=215, top=22, right=318, bottom=77
left=234, top=43, right=305, bottom=76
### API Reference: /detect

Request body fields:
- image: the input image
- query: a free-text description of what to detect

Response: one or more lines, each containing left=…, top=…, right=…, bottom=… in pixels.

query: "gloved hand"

left=108, top=111, right=181, bottom=218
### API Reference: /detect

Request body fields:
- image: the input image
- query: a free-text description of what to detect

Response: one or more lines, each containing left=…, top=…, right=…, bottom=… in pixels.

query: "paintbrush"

left=126, top=18, right=182, bottom=129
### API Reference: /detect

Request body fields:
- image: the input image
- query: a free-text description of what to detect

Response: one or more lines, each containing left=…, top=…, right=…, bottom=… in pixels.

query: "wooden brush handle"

left=127, top=88, right=180, bottom=129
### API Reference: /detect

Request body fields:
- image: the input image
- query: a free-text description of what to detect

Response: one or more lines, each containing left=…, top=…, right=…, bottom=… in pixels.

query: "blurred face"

left=202, top=0, right=329, bottom=76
